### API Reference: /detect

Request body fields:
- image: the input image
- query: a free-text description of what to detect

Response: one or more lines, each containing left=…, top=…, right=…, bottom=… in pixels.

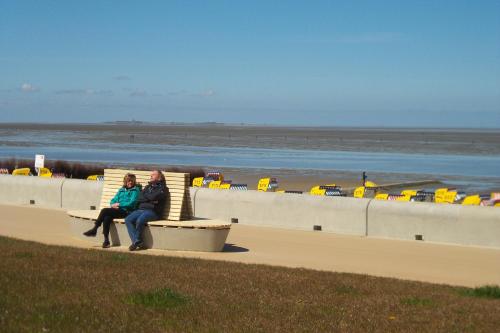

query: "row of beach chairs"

left=194, top=171, right=499, bottom=207
left=3, top=166, right=499, bottom=207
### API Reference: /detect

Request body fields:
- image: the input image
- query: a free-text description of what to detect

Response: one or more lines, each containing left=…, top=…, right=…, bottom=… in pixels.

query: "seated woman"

left=125, top=170, right=168, bottom=251
left=83, top=173, right=141, bottom=248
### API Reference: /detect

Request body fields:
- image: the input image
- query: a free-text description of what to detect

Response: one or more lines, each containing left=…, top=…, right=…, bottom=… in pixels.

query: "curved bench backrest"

left=99, top=169, right=193, bottom=221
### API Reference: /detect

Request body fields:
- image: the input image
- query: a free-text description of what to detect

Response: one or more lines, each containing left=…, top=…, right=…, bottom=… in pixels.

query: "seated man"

left=125, top=170, right=168, bottom=251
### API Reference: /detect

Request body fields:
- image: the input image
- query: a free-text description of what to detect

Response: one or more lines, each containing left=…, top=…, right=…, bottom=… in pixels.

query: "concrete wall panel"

left=61, top=178, right=103, bottom=210
left=367, top=200, right=500, bottom=248
left=0, top=175, right=64, bottom=208
left=193, top=188, right=369, bottom=235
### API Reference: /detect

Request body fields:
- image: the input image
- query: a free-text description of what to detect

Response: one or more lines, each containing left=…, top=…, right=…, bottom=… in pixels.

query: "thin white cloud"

left=20, top=83, right=39, bottom=92
left=113, top=75, right=131, bottom=81
left=189, top=89, right=216, bottom=97
left=93, top=89, right=113, bottom=96
left=55, top=89, right=113, bottom=95
left=200, top=89, right=216, bottom=97
left=129, top=89, right=148, bottom=97
left=126, top=88, right=215, bottom=97
left=167, top=89, right=188, bottom=96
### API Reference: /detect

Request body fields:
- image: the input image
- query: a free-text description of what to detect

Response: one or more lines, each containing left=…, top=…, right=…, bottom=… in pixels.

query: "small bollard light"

left=29, top=200, right=35, bottom=205
left=313, top=225, right=322, bottom=231
left=90, top=206, right=96, bottom=210
left=415, top=234, right=424, bottom=241
left=231, top=218, right=239, bottom=224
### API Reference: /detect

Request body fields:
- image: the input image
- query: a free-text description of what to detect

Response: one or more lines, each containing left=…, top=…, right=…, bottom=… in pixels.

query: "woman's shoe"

left=83, top=227, right=97, bottom=237
left=102, top=240, right=110, bottom=248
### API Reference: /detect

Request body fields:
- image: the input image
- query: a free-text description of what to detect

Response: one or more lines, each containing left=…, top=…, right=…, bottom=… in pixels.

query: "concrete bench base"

left=68, top=214, right=231, bottom=252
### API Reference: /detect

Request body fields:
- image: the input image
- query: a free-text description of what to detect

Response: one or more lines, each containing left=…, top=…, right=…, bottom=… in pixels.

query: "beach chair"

left=375, top=193, right=389, bottom=200
left=310, top=184, right=344, bottom=197
left=353, top=184, right=377, bottom=199
left=462, top=194, right=482, bottom=206
left=434, top=188, right=451, bottom=203
left=257, top=177, right=279, bottom=192
left=192, top=177, right=204, bottom=187
left=480, top=193, right=500, bottom=207
left=411, top=191, right=435, bottom=202
left=206, top=171, right=224, bottom=181
left=38, top=167, right=52, bottom=178
left=229, top=184, right=248, bottom=190
left=68, top=169, right=231, bottom=251
left=87, top=175, right=104, bottom=181
left=51, top=173, right=66, bottom=178
left=12, top=168, right=31, bottom=176
left=219, top=181, right=232, bottom=190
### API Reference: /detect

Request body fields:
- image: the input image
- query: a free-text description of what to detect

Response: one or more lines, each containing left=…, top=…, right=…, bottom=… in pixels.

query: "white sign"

left=35, top=154, right=45, bottom=168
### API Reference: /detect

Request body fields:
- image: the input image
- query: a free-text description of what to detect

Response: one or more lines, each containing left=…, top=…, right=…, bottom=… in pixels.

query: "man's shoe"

left=129, top=243, right=138, bottom=251
left=135, top=241, right=145, bottom=250
left=83, top=228, right=97, bottom=237
left=102, top=240, right=110, bottom=248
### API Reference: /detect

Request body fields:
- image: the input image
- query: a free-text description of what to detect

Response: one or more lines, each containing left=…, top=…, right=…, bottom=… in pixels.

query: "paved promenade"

left=1, top=204, right=499, bottom=287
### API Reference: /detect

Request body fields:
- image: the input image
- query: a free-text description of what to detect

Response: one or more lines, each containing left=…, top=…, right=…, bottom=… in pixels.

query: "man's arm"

left=142, top=186, right=166, bottom=202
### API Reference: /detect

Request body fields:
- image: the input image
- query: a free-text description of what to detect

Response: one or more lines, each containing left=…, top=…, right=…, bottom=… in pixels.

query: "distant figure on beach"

left=125, top=170, right=167, bottom=251
left=83, top=173, right=140, bottom=248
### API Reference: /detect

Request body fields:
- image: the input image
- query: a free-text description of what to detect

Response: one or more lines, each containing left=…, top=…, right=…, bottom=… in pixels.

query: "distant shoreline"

left=1, top=122, right=499, bottom=132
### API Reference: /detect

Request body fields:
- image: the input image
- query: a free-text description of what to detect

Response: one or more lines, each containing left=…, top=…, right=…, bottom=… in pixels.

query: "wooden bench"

left=67, top=169, right=231, bottom=252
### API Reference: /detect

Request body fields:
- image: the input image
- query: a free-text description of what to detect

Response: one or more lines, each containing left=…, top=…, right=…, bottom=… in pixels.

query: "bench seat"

left=67, top=169, right=231, bottom=252
left=68, top=210, right=231, bottom=230
left=69, top=214, right=231, bottom=252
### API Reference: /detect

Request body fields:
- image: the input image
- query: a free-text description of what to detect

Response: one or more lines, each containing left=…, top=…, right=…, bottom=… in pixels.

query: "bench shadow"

left=109, top=224, right=121, bottom=245
left=222, top=243, right=249, bottom=253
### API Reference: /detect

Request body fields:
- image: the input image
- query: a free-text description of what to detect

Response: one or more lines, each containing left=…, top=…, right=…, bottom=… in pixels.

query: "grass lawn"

left=0, top=236, right=499, bottom=332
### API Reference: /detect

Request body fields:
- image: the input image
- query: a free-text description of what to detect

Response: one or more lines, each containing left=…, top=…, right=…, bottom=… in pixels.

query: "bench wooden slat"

left=101, top=185, right=189, bottom=193
left=104, top=171, right=189, bottom=179
left=102, top=174, right=188, bottom=179
left=148, top=220, right=231, bottom=229
left=101, top=183, right=189, bottom=190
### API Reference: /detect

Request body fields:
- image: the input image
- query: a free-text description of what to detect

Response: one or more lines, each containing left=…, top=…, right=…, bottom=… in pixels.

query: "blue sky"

left=1, top=1, right=499, bottom=127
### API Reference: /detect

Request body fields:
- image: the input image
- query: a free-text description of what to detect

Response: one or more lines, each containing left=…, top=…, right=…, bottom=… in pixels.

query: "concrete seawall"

left=0, top=175, right=499, bottom=249
left=0, top=175, right=102, bottom=210
left=367, top=200, right=500, bottom=248
left=0, top=175, right=65, bottom=208
left=193, top=188, right=370, bottom=236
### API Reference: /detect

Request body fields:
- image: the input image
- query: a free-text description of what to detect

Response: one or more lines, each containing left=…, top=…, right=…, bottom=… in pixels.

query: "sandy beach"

left=210, top=166, right=444, bottom=192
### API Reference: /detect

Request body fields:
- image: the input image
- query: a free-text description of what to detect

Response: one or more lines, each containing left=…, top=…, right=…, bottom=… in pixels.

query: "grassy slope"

left=0, top=236, right=499, bottom=333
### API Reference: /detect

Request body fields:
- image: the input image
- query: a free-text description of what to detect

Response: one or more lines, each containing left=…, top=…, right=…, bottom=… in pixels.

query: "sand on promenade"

left=1, top=204, right=499, bottom=288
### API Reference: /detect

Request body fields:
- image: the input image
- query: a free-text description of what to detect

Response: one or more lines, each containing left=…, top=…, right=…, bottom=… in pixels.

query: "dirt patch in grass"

left=0, top=236, right=499, bottom=332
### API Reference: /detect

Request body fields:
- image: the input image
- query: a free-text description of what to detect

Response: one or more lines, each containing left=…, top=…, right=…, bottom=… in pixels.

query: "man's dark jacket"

left=137, top=181, right=168, bottom=215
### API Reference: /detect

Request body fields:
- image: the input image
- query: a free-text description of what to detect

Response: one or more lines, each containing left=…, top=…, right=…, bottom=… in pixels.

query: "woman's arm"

left=109, top=190, right=121, bottom=205
left=119, top=189, right=139, bottom=211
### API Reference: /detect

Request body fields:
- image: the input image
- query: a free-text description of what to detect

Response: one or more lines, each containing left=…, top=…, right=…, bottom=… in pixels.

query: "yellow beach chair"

left=12, top=168, right=31, bottom=176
